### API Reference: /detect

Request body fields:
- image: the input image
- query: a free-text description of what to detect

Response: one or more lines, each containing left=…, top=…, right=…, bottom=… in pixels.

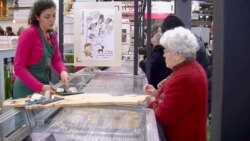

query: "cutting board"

left=3, top=97, right=30, bottom=108
left=3, top=93, right=152, bottom=109
left=3, top=96, right=64, bottom=110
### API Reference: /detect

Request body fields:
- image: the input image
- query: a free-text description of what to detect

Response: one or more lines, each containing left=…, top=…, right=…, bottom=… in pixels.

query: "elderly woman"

left=144, top=27, right=208, bottom=141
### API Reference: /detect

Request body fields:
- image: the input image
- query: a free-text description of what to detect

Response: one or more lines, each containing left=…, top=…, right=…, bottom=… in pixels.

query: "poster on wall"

left=81, top=9, right=115, bottom=60
left=74, top=2, right=122, bottom=66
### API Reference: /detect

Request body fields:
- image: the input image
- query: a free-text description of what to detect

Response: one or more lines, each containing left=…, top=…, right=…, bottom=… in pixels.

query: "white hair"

left=160, top=27, right=199, bottom=60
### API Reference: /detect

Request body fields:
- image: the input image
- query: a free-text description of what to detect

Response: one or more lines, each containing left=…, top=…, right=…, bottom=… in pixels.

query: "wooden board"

left=3, top=97, right=29, bottom=108
left=3, top=96, right=64, bottom=110
left=3, top=93, right=151, bottom=110
left=55, top=94, right=149, bottom=107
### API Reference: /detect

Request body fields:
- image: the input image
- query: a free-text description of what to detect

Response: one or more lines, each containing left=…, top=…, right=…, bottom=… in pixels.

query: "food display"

left=67, top=87, right=77, bottom=93
left=55, top=86, right=82, bottom=95
left=56, top=88, right=64, bottom=93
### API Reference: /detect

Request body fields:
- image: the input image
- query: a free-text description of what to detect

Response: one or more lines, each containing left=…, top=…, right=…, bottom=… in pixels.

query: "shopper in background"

left=138, top=29, right=148, bottom=57
left=138, top=26, right=159, bottom=58
left=139, top=32, right=172, bottom=89
left=13, top=0, right=69, bottom=99
left=0, top=26, right=5, bottom=35
left=144, top=27, right=208, bottom=141
left=160, top=14, right=212, bottom=115
left=6, top=26, right=16, bottom=36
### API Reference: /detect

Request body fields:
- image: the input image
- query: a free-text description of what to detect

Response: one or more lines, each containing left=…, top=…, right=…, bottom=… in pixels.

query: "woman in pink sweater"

left=144, top=27, right=208, bottom=141
left=13, top=0, right=69, bottom=98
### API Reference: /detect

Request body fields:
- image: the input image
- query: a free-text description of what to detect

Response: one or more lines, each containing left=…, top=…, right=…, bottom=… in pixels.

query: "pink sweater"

left=14, top=25, right=66, bottom=92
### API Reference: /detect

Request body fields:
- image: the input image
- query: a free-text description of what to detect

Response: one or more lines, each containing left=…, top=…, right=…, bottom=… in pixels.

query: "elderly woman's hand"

left=143, top=84, right=157, bottom=96
left=60, top=71, right=69, bottom=85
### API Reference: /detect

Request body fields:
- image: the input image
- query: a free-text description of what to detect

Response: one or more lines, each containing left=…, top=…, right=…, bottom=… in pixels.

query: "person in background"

left=17, top=26, right=25, bottom=36
left=204, top=42, right=212, bottom=56
left=6, top=26, right=16, bottom=36
left=138, top=26, right=160, bottom=60
left=144, top=27, right=208, bottom=141
left=13, top=0, right=69, bottom=99
left=0, top=26, right=5, bottom=35
left=138, top=29, right=148, bottom=57
left=160, top=14, right=212, bottom=115
left=139, top=32, right=172, bottom=89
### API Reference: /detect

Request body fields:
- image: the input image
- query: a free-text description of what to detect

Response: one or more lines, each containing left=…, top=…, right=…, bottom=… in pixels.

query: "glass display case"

left=0, top=106, right=159, bottom=141
left=0, top=108, right=31, bottom=141
left=30, top=106, right=159, bottom=141
left=0, top=62, right=156, bottom=141
left=83, top=72, right=147, bottom=95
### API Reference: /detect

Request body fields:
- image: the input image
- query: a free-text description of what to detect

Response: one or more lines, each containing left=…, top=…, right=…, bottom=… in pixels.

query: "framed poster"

left=74, top=2, right=122, bottom=66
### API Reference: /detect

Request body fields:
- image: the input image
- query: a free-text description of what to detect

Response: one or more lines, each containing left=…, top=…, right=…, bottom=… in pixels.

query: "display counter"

left=30, top=106, right=158, bottom=141
left=0, top=108, right=31, bottom=141
left=0, top=65, right=158, bottom=141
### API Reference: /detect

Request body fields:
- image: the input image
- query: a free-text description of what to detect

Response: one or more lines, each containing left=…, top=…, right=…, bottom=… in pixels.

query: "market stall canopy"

left=144, top=13, right=170, bottom=20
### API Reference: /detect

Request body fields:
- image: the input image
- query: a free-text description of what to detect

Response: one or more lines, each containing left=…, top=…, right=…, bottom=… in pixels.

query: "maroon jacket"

left=149, top=60, right=208, bottom=141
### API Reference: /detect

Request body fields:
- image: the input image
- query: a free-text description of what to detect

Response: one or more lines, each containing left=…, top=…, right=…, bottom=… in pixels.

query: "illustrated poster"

left=74, top=2, right=122, bottom=66
left=81, top=9, right=115, bottom=60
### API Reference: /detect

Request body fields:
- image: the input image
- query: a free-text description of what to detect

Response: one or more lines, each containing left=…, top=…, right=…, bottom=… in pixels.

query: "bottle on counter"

left=4, top=58, right=13, bottom=99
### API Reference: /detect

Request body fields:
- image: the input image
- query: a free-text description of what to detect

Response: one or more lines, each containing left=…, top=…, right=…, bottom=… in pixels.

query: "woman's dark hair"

left=0, top=27, right=5, bottom=35
left=28, top=0, right=56, bottom=25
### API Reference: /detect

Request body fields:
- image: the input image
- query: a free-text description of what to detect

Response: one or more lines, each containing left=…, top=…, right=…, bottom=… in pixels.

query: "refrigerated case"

left=0, top=106, right=158, bottom=141
left=0, top=108, right=31, bottom=141
left=0, top=70, right=159, bottom=141
left=30, top=106, right=158, bottom=141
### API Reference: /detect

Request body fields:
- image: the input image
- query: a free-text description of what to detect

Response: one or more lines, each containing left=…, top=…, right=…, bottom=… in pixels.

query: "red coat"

left=149, top=60, right=208, bottom=141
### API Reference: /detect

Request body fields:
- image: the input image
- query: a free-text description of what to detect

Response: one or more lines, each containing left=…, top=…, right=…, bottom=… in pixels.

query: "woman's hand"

left=42, top=85, right=56, bottom=94
left=143, top=84, right=157, bottom=96
left=60, top=71, right=69, bottom=85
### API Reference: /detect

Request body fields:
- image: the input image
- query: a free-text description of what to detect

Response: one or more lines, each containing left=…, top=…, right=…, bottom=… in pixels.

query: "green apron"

left=13, top=27, right=55, bottom=99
